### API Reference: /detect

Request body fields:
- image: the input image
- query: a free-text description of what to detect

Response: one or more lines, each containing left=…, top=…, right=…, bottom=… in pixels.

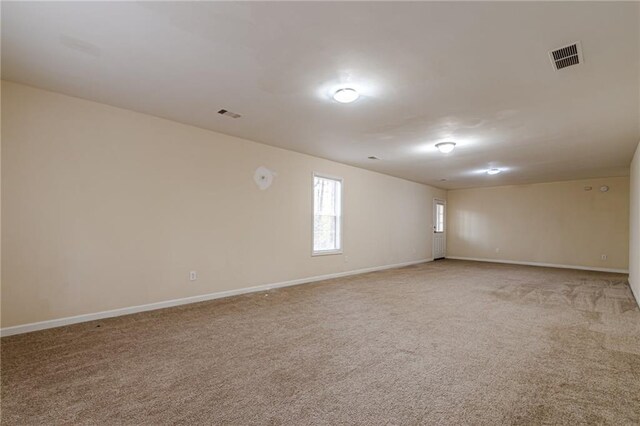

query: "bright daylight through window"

left=435, top=203, right=445, bottom=233
left=313, top=174, right=342, bottom=254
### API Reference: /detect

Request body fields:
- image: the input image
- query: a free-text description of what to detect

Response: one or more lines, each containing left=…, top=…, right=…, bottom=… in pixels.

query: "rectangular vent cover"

left=217, top=109, right=241, bottom=119
left=549, top=42, right=583, bottom=70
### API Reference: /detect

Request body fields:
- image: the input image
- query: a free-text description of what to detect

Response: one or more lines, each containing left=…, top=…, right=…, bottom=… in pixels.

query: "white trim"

left=311, top=249, right=343, bottom=257
left=432, top=198, right=446, bottom=259
left=0, top=259, right=431, bottom=337
left=312, top=172, right=344, bottom=256
left=446, top=256, right=629, bottom=274
left=629, top=277, right=640, bottom=308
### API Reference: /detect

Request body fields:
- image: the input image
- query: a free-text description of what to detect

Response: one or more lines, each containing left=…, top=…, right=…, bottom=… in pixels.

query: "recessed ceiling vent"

left=217, top=109, right=241, bottom=119
left=549, top=42, right=583, bottom=70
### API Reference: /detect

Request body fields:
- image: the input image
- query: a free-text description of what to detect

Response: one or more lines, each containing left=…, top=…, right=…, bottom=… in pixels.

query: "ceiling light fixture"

left=487, top=168, right=501, bottom=175
left=333, top=88, right=359, bottom=103
left=435, top=142, right=456, bottom=154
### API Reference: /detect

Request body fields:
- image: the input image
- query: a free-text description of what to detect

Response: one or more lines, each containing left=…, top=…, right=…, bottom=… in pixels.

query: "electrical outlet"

left=344, top=255, right=349, bottom=263
left=601, top=255, right=607, bottom=261
left=495, top=248, right=500, bottom=253
left=189, top=271, right=197, bottom=281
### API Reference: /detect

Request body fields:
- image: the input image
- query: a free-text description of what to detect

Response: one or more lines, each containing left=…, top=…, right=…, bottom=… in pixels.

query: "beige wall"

left=630, top=141, right=640, bottom=304
left=447, top=177, right=630, bottom=271
left=1, top=81, right=445, bottom=328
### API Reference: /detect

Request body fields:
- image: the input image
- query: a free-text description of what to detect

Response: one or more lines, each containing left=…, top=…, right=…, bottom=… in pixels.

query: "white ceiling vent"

left=549, top=42, right=583, bottom=70
left=217, top=109, right=241, bottom=119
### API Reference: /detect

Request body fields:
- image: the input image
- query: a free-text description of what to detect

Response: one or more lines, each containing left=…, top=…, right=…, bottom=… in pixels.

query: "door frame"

left=433, top=198, right=446, bottom=259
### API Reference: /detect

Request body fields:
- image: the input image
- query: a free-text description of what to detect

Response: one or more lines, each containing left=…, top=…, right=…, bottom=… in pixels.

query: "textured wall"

left=1, top=81, right=445, bottom=327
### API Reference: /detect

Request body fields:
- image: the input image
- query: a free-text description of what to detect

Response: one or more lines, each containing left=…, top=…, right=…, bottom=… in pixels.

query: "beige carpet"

left=2, top=260, right=639, bottom=425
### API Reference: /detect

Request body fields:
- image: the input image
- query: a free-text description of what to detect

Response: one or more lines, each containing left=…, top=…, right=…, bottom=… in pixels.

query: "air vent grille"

left=217, top=109, right=241, bottom=119
left=549, top=42, right=583, bottom=70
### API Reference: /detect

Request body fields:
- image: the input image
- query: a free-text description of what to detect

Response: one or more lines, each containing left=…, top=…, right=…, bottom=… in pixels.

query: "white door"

left=433, top=199, right=446, bottom=259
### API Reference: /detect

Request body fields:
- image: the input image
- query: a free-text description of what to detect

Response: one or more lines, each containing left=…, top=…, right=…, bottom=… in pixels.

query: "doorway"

left=433, top=199, right=446, bottom=260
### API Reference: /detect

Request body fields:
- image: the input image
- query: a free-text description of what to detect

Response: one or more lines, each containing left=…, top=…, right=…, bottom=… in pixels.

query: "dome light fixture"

left=333, top=88, right=359, bottom=103
left=435, top=142, right=456, bottom=154
left=487, top=168, right=501, bottom=175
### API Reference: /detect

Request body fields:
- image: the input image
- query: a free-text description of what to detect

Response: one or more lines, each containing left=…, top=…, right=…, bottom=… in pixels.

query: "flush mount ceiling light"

left=487, top=168, right=501, bottom=175
left=333, top=88, right=359, bottom=103
left=435, top=142, right=456, bottom=154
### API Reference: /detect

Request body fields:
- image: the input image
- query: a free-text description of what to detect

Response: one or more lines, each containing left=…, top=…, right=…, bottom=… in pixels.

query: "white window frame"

left=434, top=200, right=445, bottom=233
left=312, top=172, right=344, bottom=256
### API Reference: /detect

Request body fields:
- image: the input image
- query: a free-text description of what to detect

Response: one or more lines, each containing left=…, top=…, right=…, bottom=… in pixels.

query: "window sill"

left=312, top=250, right=343, bottom=257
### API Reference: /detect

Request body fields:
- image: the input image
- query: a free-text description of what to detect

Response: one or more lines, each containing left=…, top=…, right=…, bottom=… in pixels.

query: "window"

left=313, top=174, right=342, bottom=255
left=435, top=202, right=445, bottom=233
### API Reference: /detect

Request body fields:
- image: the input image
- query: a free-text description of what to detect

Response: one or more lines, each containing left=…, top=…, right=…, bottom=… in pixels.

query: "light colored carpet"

left=2, top=260, right=639, bottom=425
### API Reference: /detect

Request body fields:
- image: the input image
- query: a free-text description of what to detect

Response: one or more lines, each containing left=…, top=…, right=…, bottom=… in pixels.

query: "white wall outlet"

left=189, top=271, right=197, bottom=281
left=344, top=255, right=349, bottom=263
left=495, top=248, right=500, bottom=253
left=601, top=255, right=607, bottom=261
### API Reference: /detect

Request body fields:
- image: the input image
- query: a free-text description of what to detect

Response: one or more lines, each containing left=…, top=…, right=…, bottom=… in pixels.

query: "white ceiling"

left=2, top=2, right=639, bottom=189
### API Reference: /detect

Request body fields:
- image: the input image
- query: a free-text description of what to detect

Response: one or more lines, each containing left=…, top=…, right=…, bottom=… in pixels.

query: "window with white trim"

left=435, top=202, right=445, bottom=233
left=313, top=174, right=342, bottom=255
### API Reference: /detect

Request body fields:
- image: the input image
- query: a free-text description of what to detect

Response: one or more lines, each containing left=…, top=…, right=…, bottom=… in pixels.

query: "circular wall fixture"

left=254, top=166, right=276, bottom=190
left=333, top=88, right=359, bottom=103
left=600, top=185, right=609, bottom=192
left=435, top=142, right=456, bottom=154
left=487, top=168, right=501, bottom=175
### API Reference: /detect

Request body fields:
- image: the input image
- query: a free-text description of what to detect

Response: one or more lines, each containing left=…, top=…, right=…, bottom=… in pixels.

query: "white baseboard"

left=628, top=276, right=640, bottom=308
left=446, top=256, right=629, bottom=274
left=0, top=258, right=432, bottom=337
